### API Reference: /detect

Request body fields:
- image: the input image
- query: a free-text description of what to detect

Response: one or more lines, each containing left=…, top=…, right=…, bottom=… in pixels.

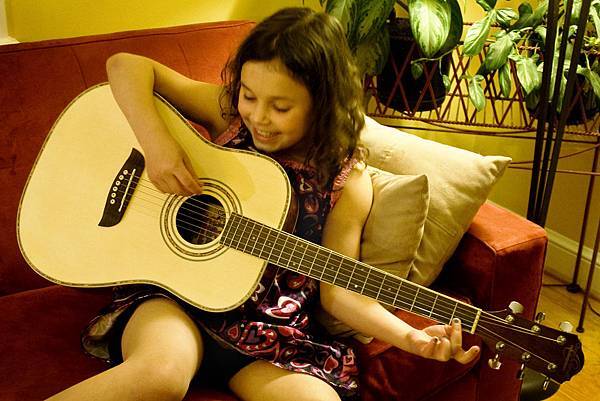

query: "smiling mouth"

left=254, top=128, right=279, bottom=139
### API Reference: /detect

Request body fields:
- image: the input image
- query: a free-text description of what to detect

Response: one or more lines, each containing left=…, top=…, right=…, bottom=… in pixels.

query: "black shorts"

left=197, top=328, right=256, bottom=388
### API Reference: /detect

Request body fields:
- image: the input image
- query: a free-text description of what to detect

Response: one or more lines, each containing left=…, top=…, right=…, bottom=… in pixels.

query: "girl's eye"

left=274, top=105, right=290, bottom=113
left=243, top=94, right=256, bottom=101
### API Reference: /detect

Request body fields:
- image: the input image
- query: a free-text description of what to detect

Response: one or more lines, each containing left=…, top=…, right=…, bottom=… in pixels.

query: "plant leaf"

left=437, top=0, right=464, bottom=55
left=484, top=32, right=516, bottom=72
left=443, top=74, right=451, bottom=91
left=354, top=0, right=395, bottom=44
left=354, top=26, right=390, bottom=76
left=591, top=1, right=600, bottom=36
left=511, top=2, right=533, bottom=30
left=530, top=0, right=549, bottom=27
left=411, top=61, right=424, bottom=79
left=571, top=0, right=582, bottom=25
left=468, top=75, right=486, bottom=111
left=515, top=55, right=542, bottom=94
left=496, top=8, right=519, bottom=28
left=534, top=26, right=547, bottom=44
left=463, top=10, right=497, bottom=56
left=408, top=0, right=451, bottom=58
left=476, top=0, right=497, bottom=12
left=499, top=61, right=512, bottom=97
left=325, top=0, right=359, bottom=47
left=577, top=66, right=600, bottom=101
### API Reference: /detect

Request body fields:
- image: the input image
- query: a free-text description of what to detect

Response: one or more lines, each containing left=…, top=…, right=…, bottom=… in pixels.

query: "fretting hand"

left=406, top=318, right=480, bottom=364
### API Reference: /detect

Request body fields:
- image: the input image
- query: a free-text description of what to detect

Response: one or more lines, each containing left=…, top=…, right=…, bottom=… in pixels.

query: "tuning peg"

left=488, top=354, right=502, bottom=370
left=509, top=301, right=524, bottom=314
left=543, top=377, right=551, bottom=391
left=559, top=321, right=573, bottom=333
left=535, top=312, right=546, bottom=323
left=517, top=353, right=531, bottom=380
left=517, top=363, right=526, bottom=380
left=488, top=342, right=505, bottom=370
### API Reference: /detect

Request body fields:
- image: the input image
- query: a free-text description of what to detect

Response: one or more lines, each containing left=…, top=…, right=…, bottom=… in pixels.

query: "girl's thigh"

left=228, top=360, right=341, bottom=401
left=120, top=297, right=204, bottom=381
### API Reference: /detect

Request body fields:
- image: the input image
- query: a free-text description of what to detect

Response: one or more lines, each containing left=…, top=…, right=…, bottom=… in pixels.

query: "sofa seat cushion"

left=0, top=285, right=238, bottom=401
left=357, top=310, right=482, bottom=401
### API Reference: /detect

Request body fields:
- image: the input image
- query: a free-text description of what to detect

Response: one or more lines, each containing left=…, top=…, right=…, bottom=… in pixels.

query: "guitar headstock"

left=476, top=303, right=584, bottom=385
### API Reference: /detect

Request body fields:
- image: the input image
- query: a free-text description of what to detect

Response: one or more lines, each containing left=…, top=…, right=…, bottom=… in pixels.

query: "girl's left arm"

left=320, top=165, right=479, bottom=364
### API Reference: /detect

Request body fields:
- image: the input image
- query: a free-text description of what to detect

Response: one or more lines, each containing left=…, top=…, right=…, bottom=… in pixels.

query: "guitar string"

left=114, top=186, right=555, bottom=342
left=119, top=185, right=482, bottom=327
left=471, top=313, right=563, bottom=342
left=227, top=213, right=549, bottom=333
left=120, top=185, right=536, bottom=335
left=117, top=176, right=531, bottom=331
left=110, top=181, right=510, bottom=330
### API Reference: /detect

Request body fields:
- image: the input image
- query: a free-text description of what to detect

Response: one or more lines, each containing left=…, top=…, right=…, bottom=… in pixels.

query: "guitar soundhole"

left=175, top=194, right=225, bottom=245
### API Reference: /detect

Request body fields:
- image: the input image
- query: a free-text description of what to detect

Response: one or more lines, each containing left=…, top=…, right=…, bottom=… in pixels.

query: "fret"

left=375, top=274, right=385, bottom=301
left=227, top=214, right=245, bottom=249
left=321, top=253, right=337, bottom=283
left=287, top=236, right=300, bottom=272
left=361, top=267, right=370, bottom=295
left=393, top=280, right=403, bottom=308
left=239, top=217, right=253, bottom=252
left=335, top=260, right=351, bottom=288
left=410, top=287, right=420, bottom=312
left=297, top=242, right=308, bottom=274
left=265, top=227, right=280, bottom=262
left=317, top=250, right=330, bottom=281
left=429, top=293, right=438, bottom=318
left=256, top=224, right=270, bottom=260
left=274, top=231, right=288, bottom=266
left=248, top=223, right=263, bottom=256
left=450, top=302, right=458, bottom=325
left=346, top=263, right=357, bottom=290
left=332, top=256, right=343, bottom=285
left=220, top=213, right=233, bottom=245
left=307, top=247, right=318, bottom=277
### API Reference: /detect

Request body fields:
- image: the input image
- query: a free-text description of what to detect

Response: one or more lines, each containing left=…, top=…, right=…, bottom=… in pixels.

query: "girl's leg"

left=46, top=297, right=203, bottom=401
left=228, top=360, right=342, bottom=401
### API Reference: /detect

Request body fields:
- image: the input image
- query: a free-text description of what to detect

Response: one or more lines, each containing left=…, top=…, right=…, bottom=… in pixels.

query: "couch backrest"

left=0, top=21, right=255, bottom=295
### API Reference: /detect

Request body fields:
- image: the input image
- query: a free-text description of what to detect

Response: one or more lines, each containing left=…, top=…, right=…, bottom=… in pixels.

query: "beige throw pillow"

left=361, top=116, right=511, bottom=286
left=361, top=166, right=430, bottom=280
left=315, top=168, right=430, bottom=342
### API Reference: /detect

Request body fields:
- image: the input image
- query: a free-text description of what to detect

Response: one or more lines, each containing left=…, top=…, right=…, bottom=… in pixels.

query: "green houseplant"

left=322, top=0, right=600, bottom=120
left=461, top=0, right=600, bottom=118
left=321, top=0, right=464, bottom=111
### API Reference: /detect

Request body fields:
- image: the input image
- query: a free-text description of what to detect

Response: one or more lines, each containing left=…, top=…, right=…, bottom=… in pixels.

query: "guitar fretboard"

left=220, top=212, right=481, bottom=332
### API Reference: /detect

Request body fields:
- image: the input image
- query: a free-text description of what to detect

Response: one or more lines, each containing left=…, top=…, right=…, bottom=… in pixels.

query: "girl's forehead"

left=240, top=59, right=309, bottom=98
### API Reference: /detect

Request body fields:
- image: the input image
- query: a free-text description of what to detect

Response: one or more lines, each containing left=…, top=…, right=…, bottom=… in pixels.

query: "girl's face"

left=238, top=59, right=313, bottom=161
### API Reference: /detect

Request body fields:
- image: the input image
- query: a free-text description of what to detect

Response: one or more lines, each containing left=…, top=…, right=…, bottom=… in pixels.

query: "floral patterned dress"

left=81, top=119, right=360, bottom=398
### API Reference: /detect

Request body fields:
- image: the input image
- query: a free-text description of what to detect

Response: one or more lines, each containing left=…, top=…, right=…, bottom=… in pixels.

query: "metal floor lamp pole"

left=526, top=0, right=598, bottom=331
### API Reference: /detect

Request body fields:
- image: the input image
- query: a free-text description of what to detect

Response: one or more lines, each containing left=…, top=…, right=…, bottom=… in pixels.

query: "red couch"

left=0, top=20, right=548, bottom=401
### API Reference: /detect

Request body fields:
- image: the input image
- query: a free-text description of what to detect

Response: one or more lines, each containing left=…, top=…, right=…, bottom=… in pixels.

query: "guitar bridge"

left=98, top=148, right=145, bottom=227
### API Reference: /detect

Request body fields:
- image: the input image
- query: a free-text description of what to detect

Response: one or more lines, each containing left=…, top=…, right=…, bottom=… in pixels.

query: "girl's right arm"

left=106, top=52, right=228, bottom=195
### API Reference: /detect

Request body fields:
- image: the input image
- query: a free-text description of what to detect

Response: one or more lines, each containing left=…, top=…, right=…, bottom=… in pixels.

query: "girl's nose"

left=251, top=103, right=270, bottom=125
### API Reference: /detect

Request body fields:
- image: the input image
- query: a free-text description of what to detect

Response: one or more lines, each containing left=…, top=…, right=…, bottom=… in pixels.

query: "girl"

left=48, top=7, right=479, bottom=401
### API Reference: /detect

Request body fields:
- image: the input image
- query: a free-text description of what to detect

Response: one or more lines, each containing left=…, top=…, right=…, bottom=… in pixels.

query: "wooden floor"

left=534, top=273, right=599, bottom=401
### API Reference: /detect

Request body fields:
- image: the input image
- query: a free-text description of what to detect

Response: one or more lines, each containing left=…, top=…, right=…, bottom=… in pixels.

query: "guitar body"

left=17, top=84, right=293, bottom=312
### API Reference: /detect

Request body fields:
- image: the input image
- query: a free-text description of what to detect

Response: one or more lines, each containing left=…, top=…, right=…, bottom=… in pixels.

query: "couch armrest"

left=435, top=202, right=547, bottom=320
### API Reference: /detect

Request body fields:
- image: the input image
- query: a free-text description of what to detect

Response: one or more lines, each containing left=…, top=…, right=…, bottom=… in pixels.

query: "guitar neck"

left=221, top=212, right=482, bottom=333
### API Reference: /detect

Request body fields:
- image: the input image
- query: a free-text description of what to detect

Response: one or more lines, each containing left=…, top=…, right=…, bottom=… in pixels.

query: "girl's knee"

left=122, top=357, right=192, bottom=401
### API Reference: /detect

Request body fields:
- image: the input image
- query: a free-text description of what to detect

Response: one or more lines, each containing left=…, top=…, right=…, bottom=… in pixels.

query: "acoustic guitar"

left=18, top=84, right=583, bottom=387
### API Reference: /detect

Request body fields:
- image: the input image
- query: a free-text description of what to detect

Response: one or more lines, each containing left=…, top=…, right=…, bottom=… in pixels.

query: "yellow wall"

left=5, top=0, right=320, bottom=42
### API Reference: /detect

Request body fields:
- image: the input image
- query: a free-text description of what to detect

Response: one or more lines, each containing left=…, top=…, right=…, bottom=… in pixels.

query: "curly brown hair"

left=220, top=7, right=366, bottom=188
